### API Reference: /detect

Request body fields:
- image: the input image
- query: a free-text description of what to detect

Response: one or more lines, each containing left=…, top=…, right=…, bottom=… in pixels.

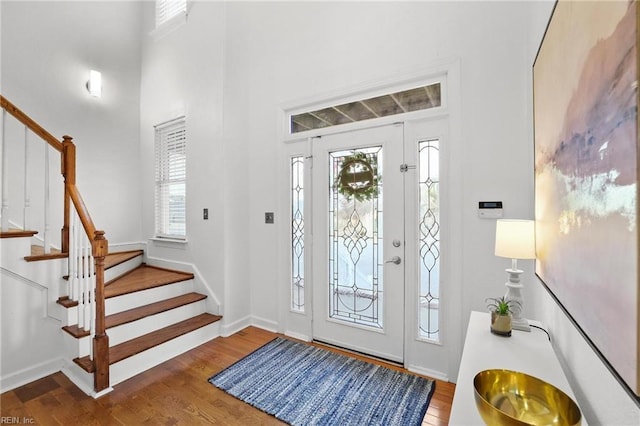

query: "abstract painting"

left=533, top=0, right=638, bottom=396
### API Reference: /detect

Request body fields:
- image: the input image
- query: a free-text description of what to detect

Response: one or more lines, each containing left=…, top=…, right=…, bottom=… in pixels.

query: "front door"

left=312, top=124, right=405, bottom=362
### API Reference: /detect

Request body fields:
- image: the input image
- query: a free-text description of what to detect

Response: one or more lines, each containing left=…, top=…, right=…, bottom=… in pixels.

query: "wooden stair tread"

left=62, top=324, right=90, bottom=339
left=105, top=264, right=194, bottom=299
left=105, top=292, right=207, bottom=329
left=74, top=313, right=222, bottom=371
left=0, top=229, right=37, bottom=238
left=110, top=313, right=221, bottom=364
left=105, top=250, right=143, bottom=270
left=25, top=245, right=67, bottom=262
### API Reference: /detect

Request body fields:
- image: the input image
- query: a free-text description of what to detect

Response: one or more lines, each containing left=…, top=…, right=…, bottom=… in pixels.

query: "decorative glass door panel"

left=312, top=125, right=404, bottom=363
left=329, top=147, right=383, bottom=328
left=418, top=139, right=440, bottom=341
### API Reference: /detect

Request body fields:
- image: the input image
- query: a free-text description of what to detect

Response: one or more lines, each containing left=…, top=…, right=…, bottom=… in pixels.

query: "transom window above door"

left=290, top=83, right=441, bottom=134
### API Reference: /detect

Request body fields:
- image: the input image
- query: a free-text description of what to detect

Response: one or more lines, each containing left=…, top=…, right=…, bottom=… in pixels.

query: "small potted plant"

left=486, top=296, right=521, bottom=337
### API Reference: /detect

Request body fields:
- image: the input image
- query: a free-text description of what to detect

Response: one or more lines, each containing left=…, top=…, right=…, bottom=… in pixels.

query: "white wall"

left=1, top=1, right=143, bottom=244
left=223, top=0, right=533, bottom=365
left=525, top=1, right=640, bottom=424
left=224, top=1, right=638, bottom=422
left=138, top=2, right=234, bottom=324
left=0, top=0, right=143, bottom=390
left=2, top=1, right=638, bottom=421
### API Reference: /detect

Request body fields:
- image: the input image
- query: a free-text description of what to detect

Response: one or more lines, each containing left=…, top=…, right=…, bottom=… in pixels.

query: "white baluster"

left=1, top=109, right=9, bottom=231
left=77, top=230, right=83, bottom=329
left=71, top=213, right=79, bottom=301
left=43, top=144, right=50, bottom=253
left=89, top=250, right=96, bottom=361
left=23, top=127, right=30, bottom=230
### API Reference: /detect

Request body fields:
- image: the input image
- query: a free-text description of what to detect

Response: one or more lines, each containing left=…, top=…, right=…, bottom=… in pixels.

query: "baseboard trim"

left=0, top=357, right=64, bottom=393
left=221, top=315, right=252, bottom=337
left=406, top=363, right=449, bottom=382
left=250, top=315, right=278, bottom=333
left=284, top=330, right=311, bottom=342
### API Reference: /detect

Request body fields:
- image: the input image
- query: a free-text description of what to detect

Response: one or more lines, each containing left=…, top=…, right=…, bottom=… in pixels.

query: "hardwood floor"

left=1, top=327, right=455, bottom=425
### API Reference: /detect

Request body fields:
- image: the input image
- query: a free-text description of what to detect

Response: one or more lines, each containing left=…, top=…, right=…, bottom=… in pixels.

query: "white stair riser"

left=107, top=300, right=207, bottom=346
left=104, top=255, right=143, bottom=283
left=109, top=321, right=221, bottom=386
left=105, top=280, right=194, bottom=316
left=62, top=331, right=91, bottom=360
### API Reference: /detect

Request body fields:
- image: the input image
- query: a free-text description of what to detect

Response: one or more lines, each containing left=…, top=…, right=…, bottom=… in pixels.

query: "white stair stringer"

left=146, top=256, right=222, bottom=316
left=61, top=358, right=112, bottom=398
left=107, top=299, right=207, bottom=346
left=109, top=320, right=221, bottom=387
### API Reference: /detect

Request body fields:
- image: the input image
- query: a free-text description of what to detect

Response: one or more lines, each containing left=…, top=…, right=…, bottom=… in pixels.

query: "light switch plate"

left=265, top=212, right=274, bottom=224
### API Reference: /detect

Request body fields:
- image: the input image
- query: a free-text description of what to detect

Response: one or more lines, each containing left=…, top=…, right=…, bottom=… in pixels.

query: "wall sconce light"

left=87, top=70, right=102, bottom=98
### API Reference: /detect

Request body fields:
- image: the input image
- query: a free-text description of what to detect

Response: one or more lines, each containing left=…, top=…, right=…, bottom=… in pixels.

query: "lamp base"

left=512, top=317, right=531, bottom=332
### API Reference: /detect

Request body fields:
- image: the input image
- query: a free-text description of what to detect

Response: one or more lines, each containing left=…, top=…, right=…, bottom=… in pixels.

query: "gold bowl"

left=473, top=369, right=581, bottom=426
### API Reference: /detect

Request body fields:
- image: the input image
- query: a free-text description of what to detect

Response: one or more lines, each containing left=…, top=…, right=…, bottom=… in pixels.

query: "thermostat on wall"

left=478, top=201, right=503, bottom=219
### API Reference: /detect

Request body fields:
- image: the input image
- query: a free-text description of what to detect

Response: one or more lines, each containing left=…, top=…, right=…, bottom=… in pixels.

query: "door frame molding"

left=276, top=59, right=463, bottom=381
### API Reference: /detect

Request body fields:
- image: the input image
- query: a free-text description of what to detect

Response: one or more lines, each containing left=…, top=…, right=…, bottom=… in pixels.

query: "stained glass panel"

left=291, top=156, right=305, bottom=312
left=418, top=139, right=440, bottom=341
left=328, top=147, right=383, bottom=328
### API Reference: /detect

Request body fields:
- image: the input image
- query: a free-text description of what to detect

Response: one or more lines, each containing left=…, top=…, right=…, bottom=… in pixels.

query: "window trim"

left=151, top=0, right=188, bottom=40
left=154, top=116, right=187, bottom=241
left=282, top=73, right=447, bottom=141
left=155, top=0, right=187, bottom=28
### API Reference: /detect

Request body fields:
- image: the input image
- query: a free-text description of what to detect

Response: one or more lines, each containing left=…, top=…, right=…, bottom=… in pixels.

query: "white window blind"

left=155, top=117, right=187, bottom=239
left=156, top=0, right=187, bottom=28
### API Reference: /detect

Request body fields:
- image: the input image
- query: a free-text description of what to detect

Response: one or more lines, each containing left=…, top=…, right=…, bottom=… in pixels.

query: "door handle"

left=385, top=256, right=402, bottom=265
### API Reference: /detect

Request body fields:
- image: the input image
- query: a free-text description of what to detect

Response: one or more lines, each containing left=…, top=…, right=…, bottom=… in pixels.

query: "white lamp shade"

left=495, top=219, right=536, bottom=259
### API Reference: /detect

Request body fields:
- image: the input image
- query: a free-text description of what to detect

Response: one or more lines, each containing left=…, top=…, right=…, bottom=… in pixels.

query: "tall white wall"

left=224, top=1, right=638, bottom=423
left=1, top=1, right=637, bottom=422
left=224, top=0, right=533, bottom=358
left=0, top=0, right=143, bottom=390
left=0, top=1, right=143, bottom=245
left=138, top=2, right=232, bottom=324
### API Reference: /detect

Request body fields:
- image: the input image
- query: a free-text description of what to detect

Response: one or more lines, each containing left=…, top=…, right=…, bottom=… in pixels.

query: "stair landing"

left=105, top=264, right=194, bottom=298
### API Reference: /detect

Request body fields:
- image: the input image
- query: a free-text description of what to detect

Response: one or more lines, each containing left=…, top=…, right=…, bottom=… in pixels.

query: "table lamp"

left=494, top=219, right=536, bottom=331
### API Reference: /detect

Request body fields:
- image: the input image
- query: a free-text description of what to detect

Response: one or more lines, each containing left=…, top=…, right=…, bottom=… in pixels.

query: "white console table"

left=449, top=311, right=586, bottom=425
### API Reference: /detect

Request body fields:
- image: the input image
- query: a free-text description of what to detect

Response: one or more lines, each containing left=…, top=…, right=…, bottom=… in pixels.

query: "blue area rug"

left=209, top=337, right=435, bottom=426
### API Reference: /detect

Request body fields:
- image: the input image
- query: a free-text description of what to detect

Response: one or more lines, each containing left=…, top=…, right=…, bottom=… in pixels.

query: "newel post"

left=92, top=230, right=110, bottom=392
left=61, top=135, right=75, bottom=254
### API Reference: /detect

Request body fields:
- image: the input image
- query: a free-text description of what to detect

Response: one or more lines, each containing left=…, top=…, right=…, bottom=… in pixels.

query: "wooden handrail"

left=1, top=95, right=110, bottom=392
left=0, top=95, right=64, bottom=152
left=67, top=185, right=97, bottom=240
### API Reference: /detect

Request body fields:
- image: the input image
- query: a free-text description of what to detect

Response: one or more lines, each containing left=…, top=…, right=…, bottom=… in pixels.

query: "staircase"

left=0, top=95, right=222, bottom=397
left=61, top=249, right=221, bottom=392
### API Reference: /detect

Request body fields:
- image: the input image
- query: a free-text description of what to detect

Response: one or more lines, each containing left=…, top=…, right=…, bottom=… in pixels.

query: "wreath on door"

left=335, top=152, right=379, bottom=202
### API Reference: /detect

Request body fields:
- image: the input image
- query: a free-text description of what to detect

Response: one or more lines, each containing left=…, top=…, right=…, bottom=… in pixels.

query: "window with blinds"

left=156, top=0, right=187, bottom=28
left=155, top=117, right=187, bottom=239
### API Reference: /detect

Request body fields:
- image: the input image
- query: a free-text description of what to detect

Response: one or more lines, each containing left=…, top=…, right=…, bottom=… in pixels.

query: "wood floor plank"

left=1, top=327, right=455, bottom=425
